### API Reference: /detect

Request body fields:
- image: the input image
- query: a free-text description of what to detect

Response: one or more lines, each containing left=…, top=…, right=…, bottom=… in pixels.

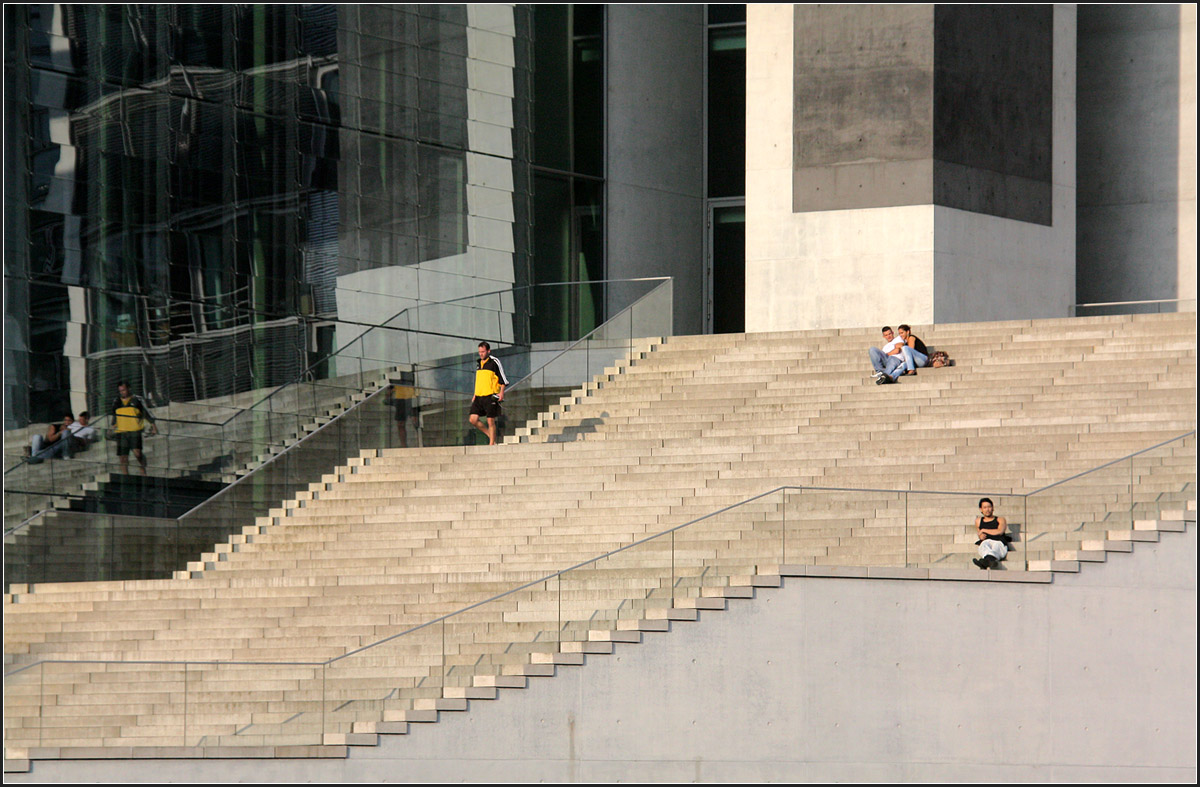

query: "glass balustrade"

left=4, top=432, right=1193, bottom=752
left=4, top=278, right=673, bottom=586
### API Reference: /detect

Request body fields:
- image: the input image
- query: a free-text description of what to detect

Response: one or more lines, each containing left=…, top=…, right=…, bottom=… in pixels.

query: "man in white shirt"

left=67, top=411, right=98, bottom=454
left=869, top=326, right=906, bottom=385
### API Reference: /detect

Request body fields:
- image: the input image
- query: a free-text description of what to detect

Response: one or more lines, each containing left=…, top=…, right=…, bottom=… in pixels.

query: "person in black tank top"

left=897, top=324, right=929, bottom=376
left=973, top=497, right=1009, bottom=569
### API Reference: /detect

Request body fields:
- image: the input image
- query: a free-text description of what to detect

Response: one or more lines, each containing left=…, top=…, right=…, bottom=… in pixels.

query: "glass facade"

left=706, top=6, right=746, bottom=333
left=530, top=4, right=604, bottom=342
left=4, top=4, right=534, bottom=432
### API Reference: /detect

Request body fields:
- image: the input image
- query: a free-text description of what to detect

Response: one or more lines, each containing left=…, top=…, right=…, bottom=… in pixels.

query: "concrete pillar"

left=605, top=5, right=705, bottom=335
left=1076, top=5, right=1196, bottom=307
left=747, top=5, right=1076, bottom=332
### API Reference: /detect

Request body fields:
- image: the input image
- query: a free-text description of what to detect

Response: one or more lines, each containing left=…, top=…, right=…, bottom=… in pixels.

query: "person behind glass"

left=896, top=324, right=929, bottom=376
left=68, top=411, right=99, bottom=455
left=26, top=414, right=74, bottom=463
left=972, top=497, right=1009, bottom=569
left=391, top=371, right=417, bottom=449
left=869, top=326, right=906, bottom=384
left=469, top=341, right=508, bottom=446
left=111, top=381, right=157, bottom=475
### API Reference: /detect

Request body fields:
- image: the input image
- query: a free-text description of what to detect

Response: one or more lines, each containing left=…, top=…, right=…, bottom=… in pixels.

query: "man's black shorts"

left=116, top=431, right=143, bottom=457
left=470, top=396, right=502, bottom=419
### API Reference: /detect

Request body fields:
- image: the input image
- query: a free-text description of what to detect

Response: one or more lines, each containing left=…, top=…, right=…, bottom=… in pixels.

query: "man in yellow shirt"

left=391, top=370, right=417, bottom=448
left=468, top=341, right=508, bottom=446
left=110, top=381, right=157, bottom=475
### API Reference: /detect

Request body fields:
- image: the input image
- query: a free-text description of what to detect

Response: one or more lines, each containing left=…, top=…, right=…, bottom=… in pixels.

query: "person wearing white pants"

left=972, top=497, right=1009, bottom=569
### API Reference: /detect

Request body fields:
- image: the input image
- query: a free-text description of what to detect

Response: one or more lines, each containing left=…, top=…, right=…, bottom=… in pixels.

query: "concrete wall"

left=747, top=5, right=1076, bottom=331
left=1076, top=5, right=1197, bottom=306
left=604, top=5, right=705, bottom=336
left=17, top=524, right=1195, bottom=782
left=932, top=6, right=1076, bottom=324
left=791, top=5, right=936, bottom=214
left=933, top=6, right=1054, bottom=226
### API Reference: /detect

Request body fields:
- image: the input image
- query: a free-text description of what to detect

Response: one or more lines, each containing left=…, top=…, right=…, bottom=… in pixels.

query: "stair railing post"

left=670, top=529, right=676, bottom=608
left=1022, top=495, right=1030, bottom=573
left=1128, top=455, right=1135, bottom=531
left=182, top=661, right=189, bottom=747
left=781, top=487, right=788, bottom=566
left=904, top=491, right=909, bottom=568
left=557, top=573, right=563, bottom=654
left=38, top=661, right=45, bottom=747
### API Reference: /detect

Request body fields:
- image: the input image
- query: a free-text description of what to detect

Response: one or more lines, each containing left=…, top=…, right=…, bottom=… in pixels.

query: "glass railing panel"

left=507, top=344, right=590, bottom=442
left=1131, top=433, right=1196, bottom=524
left=443, top=583, right=561, bottom=693
left=7, top=661, right=189, bottom=750
left=628, top=277, right=673, bottom=341
left=186, top=661, right=324, bottom=748
left=413, top=387, right=476, bottom=448
left=674, top=491, right=787, bottom=604
left=781, top=488, right=907, bottom=569
left=324, top=619, right=445, bottom=738
left=560, top=532, right=673, bottom=649
left=1026, top=459, right=1131, bottom=571
left=175, top=390, right=398, bottom=543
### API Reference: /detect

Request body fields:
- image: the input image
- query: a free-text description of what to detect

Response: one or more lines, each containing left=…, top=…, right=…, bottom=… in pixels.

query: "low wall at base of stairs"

left=9, top=521, right=1194, bottom=782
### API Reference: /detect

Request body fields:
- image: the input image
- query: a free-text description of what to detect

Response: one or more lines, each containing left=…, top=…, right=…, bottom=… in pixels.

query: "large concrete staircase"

left=3, top=313, right=1196, bottom=771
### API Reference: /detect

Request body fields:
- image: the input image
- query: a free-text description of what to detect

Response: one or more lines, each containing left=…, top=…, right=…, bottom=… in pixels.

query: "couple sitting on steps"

left=869, top=324, right=929, bottom=385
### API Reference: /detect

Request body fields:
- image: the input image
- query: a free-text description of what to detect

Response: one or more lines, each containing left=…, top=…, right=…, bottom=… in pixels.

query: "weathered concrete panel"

left=933, top=6, right=1053, bottom=225
left=792, top=5, right=1054, bottom=226
left=792, top=5, right=935, bottom=212
left=1076, top=5, right=1194, bottom=304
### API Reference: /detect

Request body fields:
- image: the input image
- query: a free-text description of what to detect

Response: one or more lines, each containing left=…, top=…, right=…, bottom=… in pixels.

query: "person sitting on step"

left=972, top=497, right=1011, bottom=569
left=26, top=414, right=74, bottom=463
left=869, top=326, right=906, bottom=385
left=896, top=324, right=929, bottom=376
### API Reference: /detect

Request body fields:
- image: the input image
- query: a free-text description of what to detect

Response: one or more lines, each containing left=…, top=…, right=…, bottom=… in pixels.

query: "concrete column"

left=604, top=5, right=705, bottom=335
left=1076, top=5, right=1196, bottom=306
left=746, top=5, right=1075, bottom=332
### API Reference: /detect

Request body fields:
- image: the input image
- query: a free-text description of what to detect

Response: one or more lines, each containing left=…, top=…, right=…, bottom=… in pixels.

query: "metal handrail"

left=7, top=429, right=1192, bottom=678
left=1026, top=430, right=1197, bottom=496
left=222, top=277, right=672, bottom=425
left=173, top=278, right=671, bottom=520
left=505, top=277, right=671, bottom=391
left=1069, top=298, right=1196, bottom=317
left=1, top=278, right=672, bottom=520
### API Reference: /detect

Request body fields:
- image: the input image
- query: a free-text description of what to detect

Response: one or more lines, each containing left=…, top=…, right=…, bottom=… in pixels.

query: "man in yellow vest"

left=468, top=341, right=508, bottom=446
left=110, top=381, right=157, bottom=475
left=391, top=370, right=417, bottom=448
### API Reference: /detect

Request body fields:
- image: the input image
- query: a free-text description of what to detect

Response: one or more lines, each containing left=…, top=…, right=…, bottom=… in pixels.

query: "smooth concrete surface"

left=791, top=5, right=936, bottom=213
left=932, top=7, right=1054, bottom=226
left=748, top=5, right=936, bottom=331
left=605, top=4, right=705, bottom=336
left=933, top=5, right=1074, bottom=324
left=749, top=6, right=1077, bottom=330
left=13, top=523, right=1194, bottom=782
left=1076, top=5, right=1197, bottom=305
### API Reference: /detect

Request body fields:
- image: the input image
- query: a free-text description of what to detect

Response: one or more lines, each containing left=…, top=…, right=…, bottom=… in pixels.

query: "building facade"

left=4, top=4, right=1195, bottom=430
